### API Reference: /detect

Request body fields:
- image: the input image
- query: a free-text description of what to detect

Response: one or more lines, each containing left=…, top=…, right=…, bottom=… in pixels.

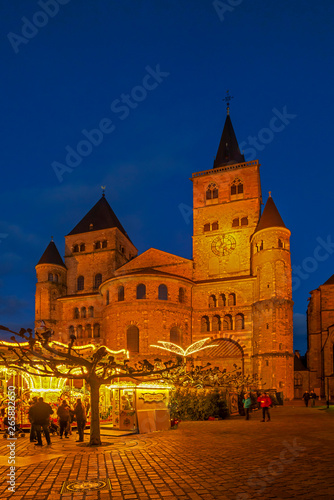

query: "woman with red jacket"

left=257, top=393, right=272, bottom=422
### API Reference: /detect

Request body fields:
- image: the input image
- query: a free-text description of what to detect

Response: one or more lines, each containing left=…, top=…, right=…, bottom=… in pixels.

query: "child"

left=242, top=393, right=252, bottom=420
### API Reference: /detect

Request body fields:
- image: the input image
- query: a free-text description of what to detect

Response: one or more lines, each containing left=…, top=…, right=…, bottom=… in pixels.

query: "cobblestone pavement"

left=0, top=405, right=333, bottom=500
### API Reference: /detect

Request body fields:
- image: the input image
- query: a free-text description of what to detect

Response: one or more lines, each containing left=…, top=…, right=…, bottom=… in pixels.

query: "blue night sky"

left=1, top=1, right=334, bottom=353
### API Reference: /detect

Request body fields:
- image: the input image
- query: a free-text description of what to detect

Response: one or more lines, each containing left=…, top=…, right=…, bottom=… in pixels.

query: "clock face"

left=211, top=235, right=236, bottom=256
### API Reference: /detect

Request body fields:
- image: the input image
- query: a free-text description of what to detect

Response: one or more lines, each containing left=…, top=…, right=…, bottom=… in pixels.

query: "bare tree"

left=0, top=326, right=182, bottom=446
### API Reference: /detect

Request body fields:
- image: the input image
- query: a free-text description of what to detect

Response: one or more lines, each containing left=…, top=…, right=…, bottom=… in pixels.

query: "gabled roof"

left=255, top=195, right=286, bottom=233
left=37, top=240, right=66, bottom=268
left=213, top=114, right=245, bottom=168
left=67, top=195, right=130, bottom=238
left=322, top=274, right=334, bottom=286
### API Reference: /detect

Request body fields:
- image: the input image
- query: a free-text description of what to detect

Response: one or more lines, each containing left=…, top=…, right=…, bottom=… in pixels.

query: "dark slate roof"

left=322, top=274, right=334, bottom=286
left=294, top=354, right=308, bottom=371
left=255, top=195, right=286, bottom=233
left=67, top=196, right=129, bottom=238
left=37, top=241, right=66, bottom=268
left=213, top=114, right=245, bottom=168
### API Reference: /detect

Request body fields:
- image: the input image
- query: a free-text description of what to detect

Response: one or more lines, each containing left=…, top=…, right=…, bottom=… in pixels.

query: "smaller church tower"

left=35, top=239, right=67, bottom=330
left=251, top=194, right=294, bottom=398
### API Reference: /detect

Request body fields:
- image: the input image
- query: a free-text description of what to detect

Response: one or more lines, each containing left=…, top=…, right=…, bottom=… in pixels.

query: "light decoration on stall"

left=150, top=338, right=218, bottom=357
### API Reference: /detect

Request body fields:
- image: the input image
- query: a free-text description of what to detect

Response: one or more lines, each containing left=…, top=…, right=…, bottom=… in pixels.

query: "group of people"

left=242, top=392, right=272, bottom=421
left=302, top=390, right=317, bottom=407
left=28, top=397, right=87, bottom=446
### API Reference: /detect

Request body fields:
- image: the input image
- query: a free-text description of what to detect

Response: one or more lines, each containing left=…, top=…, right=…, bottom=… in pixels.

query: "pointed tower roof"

left=67, top=195, right=129, bottom=238
left=322, top=274, right=334, bottom=286
left=213, top=114, right=245, bottom=168
left=37, top=240, right=66, bottom=268
left=255, top=194, right=286, bottom=233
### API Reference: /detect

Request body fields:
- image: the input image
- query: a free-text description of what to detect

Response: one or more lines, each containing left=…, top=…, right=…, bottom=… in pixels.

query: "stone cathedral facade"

left=35, top=111, right=294, bottom=399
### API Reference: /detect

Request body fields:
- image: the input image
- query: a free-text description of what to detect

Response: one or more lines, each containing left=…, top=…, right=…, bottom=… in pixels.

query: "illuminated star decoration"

left=150, top=338, right=218, bottom=357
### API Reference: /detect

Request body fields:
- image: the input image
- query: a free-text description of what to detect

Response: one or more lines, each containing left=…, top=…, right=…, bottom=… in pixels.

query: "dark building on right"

left=306, top=274, right=334, bottom=399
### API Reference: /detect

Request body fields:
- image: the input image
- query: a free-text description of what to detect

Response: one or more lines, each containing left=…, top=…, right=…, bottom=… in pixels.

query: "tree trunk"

left=87, top=375, right=102, bottom=446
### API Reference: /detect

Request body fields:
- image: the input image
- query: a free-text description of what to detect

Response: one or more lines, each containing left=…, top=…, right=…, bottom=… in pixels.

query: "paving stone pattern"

left=0, top=406, right=333, bottom=500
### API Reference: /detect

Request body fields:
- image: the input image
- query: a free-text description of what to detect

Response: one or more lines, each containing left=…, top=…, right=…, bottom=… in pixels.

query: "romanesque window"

left=232, top=218, right=239, bottom=227
left=179, top=287, right=185, bottom=303
left=228, top=293, right=236, bottom=306
left=95, top=241, right=101, bottom=250
left=86, top=324, right=92, bottom=338
left=235, top=313, right=244, bottom=331
left=204, top=223, right=210, bottom=232
left=209, top=295, right=217, bottom=308
left=219, top=293, right=226, bottom=306
left=80, top=243, right=85, bottom=252
left=118, top=286, right=125, bottom=301
left=170, top=326, right=182, bottom=344
left=93, top=323, right=100, bottom=338
left=260, top=241, right=264, bottom=251
left=88, top=306, right=94, bottom=317
left=201, top=316, right=210, bottom=332
left=74, top=308, right=79, bottom=319
left=136, top=284, right=146, bottom=299
left=294, top=373, right=302, bottom=387
left=231, top=179, right=243, bottom=196
left=206, top=183, right=218, bottom=200
left=73, top=245, right=79, bottom=253
left=54, top=274, right=59, bottom=283
left=127, top=325, right=139, bottom=352
left=212, top=315, right=221, bottom=331
left=241, top=217, right=248, bottom=226
left=48, top=273, right=53, bottom=281
left=77, top=276, right=84, bottom=291
left=81, top=307, right=86, bottom=319
left=223, top=314, right=232, bottom=330
left=102, top=240, right=107, bottom=248
left=94, top=273, right=102, bottom=289
left=77, top=325, right=83, bottom=338
left=158, top=284, right=168, bottom=300
left=278, top=239, right=283, bottom=248
left=212, top=221, right=219, bottom=231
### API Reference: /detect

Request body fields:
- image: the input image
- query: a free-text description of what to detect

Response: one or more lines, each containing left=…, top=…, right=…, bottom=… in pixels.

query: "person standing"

left=257, top=392, right=272, bottom=422
left=29, top=397, right=53, bottom=446
left=302, top=391, right=310, bottom=407
left=57, top=400, right=70, bottom=438
left=310, top=390, right=317, bottom=407
left=73, top=398, right=87, bottom=442
left=242, top=393, right=252, bottom=420
left=28, top=397, right=38, bottom=442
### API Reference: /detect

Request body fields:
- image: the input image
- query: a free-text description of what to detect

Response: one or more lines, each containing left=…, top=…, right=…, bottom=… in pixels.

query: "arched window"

left=158, top=284, right=168, bottom=300
left=241, top=217, right=248, bottom=226
left=219, top=293, right=226, bottom=307
left=102, top=240, right=107, bottom=248
left=212, top=315, right=221, bottom=331
left=74, top=307, right=79, bottom=319
left=223, top=314, right=232, bottom=330
left=209, top=295, right=217, bottom=308
left=93, top=323, right=100, bottom=338
left=73, top=245, right=79, bottom=253
left=294, top=373, right=302, bottom=387
left=231, top=179, right=243, bottom=195
left=81, top=307, right=86, bottom=319
left=106, top=290, right=109, bottom=305
left=80, top=243, right=85, bottom=252
left=77, top=325, right=83, bottom=338
left=235, top=313, right=244, bottom=331
left=212, top=221, right=219, bottom=231
left=228, top=293, right=236, bottom=306
left=88, top=306, right=94, bottom=317
left=170, top=326, right=182, bottom=344
left=204, top=223, right=210, bottom=232
left=48, top=273, right=53, bottom=282
left=278, top=239, right=283, bottom=248
left=127, top=325, right=139, bottom=352
left=69, top=325, right=75, bottom=336
left=118, top=286, right=124, bottom=301
left=232, top=218, right=239, bottom=227
left=95, top=241, right=101, bottom=250
left=54, top=274, right=58, bottom=283
left=94, top=273, right=102, bottom=289
left=260, top=241, right=264, bottom=251
left=77, top=276, right=84, bottom=291
left=137, top=284, right=146, bottom=299
left=179, top=287, right=185, bottom=303
left=201, top=316, right=210, bottom=332
left=206, top=183, right=218, bottom=200
left=86, top=324, right=92, bottom=338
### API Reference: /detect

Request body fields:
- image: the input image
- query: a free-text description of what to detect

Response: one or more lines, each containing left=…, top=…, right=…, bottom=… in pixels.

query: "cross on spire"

left=223, top=90, right=234, bottom=115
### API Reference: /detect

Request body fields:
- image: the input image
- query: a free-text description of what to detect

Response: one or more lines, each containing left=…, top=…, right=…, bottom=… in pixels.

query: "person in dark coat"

left=28, top=397, right=38, bottom=442
left=310, top=390, right=317, bottom=407
left=29, top=397, right=53, bottom=446
left=73, top=398, right=87, bottom=442
left=303, top=391, right=310, bottom=407
left=57, top=400, right=70, bottom=438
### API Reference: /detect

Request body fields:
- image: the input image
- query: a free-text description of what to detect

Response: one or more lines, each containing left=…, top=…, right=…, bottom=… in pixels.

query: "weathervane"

left=223, top=90, right=234, bottom=115
left=101, top=186, right=106, bottom=197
